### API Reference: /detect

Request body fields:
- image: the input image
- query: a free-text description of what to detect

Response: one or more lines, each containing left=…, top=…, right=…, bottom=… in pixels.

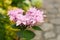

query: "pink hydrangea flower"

left=8, top=7, right=45, bottom=26
left=8, top=8, right=24, bottom=21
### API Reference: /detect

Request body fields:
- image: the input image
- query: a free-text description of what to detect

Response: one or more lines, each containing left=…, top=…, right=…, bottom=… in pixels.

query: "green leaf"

left=32, top=26, right=42, bottom=30
left=19, top=30, right=35, bottom=40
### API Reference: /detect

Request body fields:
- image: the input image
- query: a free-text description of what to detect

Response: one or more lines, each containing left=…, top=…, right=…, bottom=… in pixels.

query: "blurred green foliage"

left=31, top=0, right=42, bottom=8
left=0, top=0, right=42, bottom=40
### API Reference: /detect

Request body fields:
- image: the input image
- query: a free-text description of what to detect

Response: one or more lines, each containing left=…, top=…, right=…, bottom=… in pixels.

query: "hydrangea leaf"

left=32, top=26, right=42, bottom=30
left=17, top=30, right=35, bottom=40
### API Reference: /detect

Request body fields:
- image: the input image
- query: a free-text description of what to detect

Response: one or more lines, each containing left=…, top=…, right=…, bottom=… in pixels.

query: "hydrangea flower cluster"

left=8, top=7, right=45, bottom=26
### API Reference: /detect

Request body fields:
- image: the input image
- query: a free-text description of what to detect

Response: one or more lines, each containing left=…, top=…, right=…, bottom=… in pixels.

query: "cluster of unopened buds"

left=8, top=7, right=46, bottom=26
